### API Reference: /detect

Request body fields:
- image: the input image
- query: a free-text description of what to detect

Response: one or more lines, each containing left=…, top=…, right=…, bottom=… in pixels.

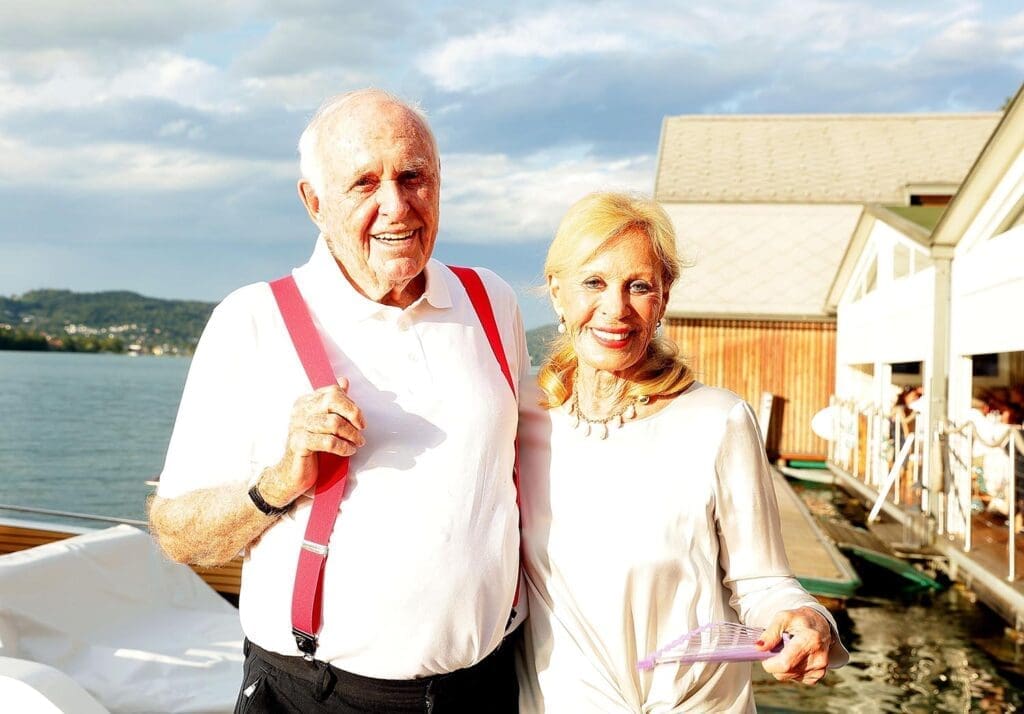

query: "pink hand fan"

left=638, top=622, right=790, bottom=670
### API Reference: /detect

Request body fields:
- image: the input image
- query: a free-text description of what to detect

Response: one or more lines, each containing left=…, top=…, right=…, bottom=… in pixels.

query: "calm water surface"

left=0, top=351, right=188, bottom=522
left=753, top=483, right=1024, bottom=712
left=1, top=352, right=1022, bottom=711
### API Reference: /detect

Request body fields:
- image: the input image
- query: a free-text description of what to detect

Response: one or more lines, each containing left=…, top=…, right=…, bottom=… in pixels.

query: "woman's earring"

left=557, top=315, right=566, bottom=334
left=655, top=320, right=663, bottom=336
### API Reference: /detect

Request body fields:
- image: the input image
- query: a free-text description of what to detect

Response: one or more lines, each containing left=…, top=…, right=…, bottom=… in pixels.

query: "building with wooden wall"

left=654, top=113, right=999, bottom=460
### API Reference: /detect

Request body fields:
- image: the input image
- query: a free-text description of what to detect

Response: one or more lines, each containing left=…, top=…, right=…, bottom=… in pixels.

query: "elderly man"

left=149, top=89, right=527, bottom=713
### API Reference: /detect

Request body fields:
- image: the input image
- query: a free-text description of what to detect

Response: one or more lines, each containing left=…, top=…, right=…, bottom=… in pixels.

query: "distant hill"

left=0, top=289, right=215, bottom=355
left=0, top=288, right=562, bottom=361
left=526, top=323, right=558, bottom=367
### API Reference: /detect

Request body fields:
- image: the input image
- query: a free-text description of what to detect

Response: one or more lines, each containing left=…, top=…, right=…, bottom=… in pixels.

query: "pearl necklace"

left=568, top=386, right=650, bottom=439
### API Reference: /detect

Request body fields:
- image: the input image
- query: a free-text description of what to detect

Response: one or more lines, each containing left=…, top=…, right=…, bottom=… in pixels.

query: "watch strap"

left=248, top=484, right=292, bottom=517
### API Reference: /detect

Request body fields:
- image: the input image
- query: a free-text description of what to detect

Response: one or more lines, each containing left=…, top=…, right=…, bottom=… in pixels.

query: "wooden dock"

left=828, top=463, right=1024, bottom=631
left=770, top=468, right=860, bottom=603
left=815, top=517, right=942, bottom=590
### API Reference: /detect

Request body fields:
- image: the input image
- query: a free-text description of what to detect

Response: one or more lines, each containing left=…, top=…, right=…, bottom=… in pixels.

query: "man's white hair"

left=297, top=88, right=435, bottom=196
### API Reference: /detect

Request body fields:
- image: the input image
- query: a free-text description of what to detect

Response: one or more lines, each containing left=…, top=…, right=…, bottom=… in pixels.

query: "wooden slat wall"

left=664, top=318, right=837, bottom=459
left=1010, top=350, right=1024, bottom=384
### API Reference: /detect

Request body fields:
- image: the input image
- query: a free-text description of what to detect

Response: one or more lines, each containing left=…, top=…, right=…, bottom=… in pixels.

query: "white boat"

left=0, top=508, right=244, bottom=713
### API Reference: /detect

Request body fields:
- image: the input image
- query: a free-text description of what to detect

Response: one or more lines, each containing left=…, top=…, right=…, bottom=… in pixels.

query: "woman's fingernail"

left=755, top=640, right=764, bottom=646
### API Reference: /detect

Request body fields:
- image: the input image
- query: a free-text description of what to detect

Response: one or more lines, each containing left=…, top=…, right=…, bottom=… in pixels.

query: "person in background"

left=516, top=192, right=848, bottom=713
left=149, top=89, right=528, bottom=713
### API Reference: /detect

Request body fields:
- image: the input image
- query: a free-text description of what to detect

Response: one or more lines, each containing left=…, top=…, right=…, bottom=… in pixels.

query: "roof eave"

left=824, top=206, right=872, bottom=311
left=929, top=83, right=1024, bottom=248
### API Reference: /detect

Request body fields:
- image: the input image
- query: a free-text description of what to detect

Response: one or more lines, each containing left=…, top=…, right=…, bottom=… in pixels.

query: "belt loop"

left=313, top=660, right=334, bottom=702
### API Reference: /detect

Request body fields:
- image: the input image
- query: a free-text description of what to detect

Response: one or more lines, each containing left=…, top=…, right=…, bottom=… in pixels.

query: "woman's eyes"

left=580, top=278, right=653, bottom=294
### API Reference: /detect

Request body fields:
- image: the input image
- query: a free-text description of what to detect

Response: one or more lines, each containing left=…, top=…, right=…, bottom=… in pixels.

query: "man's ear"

left=297, top=179, right=321, bottom=225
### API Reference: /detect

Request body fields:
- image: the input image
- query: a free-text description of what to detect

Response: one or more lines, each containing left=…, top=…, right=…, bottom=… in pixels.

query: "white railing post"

left=1009, top=429, right=1018, bottom=582
left=854, top=407, right=861, bottom=479
left=921, top=417, right=929, bottom=512
left=893, top=415, right=902, bottom=505
left=868, top=410, right=877, bottom=487
left=965, top=429, right=973, bottom=553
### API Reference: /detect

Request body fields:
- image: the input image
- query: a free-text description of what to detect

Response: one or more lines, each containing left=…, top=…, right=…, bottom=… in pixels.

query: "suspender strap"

left=448, top=266, right=523, bottom=619
left=268, top=275, right=350, bottom=659
left=447, top=267, right=516, bottom=396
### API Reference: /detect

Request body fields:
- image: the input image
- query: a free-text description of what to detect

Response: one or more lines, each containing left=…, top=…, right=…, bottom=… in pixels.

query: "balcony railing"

left=828, top=397, right=1023, bottom=582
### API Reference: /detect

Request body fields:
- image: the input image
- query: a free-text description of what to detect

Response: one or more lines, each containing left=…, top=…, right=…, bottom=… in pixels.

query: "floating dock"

left=771, top=468, right=861, bottom=603
left=828, top=463, right=1024, bottom=631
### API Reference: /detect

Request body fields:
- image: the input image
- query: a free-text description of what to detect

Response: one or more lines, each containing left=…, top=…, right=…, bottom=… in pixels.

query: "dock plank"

left=771, top=468, right=860, bottom=599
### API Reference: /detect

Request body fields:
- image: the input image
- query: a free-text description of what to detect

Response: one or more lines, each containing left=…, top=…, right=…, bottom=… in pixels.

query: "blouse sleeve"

left=713, top=400, right=849, bottom=667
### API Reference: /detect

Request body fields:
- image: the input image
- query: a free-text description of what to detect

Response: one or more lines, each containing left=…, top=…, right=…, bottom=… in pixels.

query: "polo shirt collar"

left=301, top=235, right=452, bottom=321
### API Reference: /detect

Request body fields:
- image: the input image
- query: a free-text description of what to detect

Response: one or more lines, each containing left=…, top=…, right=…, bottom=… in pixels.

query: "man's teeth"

left=374, top=230, right=415, bottom=242
left=591, top=328, right=629, bottom=341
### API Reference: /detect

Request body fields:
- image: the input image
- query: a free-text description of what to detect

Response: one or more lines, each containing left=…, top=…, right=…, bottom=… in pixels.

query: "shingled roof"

left=655, top=113, right=1001, bottom=204
left=656, top=112, right=1001, bottom=318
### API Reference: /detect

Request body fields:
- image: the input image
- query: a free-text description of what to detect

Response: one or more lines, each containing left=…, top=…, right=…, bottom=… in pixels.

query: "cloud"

left=441, top=149, right=654, bottom=243
left=0, top=1, right=245, bottom=51
left=421, top=8, right=631, bottom=92
left=419, top=1, right=966, bottom=95
left=3, top=98, right=305, bottom=165
left=0, top=49, right=241, bottom=115
left=0, top=129, right=294, bottom=193
left=412, top=1, right=1023, bottom=160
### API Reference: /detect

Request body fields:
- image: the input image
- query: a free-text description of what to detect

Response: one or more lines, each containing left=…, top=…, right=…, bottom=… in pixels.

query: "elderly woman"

left=517, top=192, right=848, bottom=713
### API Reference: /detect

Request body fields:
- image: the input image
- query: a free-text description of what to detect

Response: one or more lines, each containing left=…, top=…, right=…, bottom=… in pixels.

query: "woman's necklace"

left=568, top=376, right=650, bottom=440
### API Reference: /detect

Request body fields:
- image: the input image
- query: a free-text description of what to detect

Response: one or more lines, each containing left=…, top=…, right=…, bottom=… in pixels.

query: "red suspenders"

left=268, top=267, right=520, bottom=660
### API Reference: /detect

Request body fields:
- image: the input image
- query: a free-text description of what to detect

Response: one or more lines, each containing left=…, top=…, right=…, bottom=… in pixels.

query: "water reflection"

left=752, top=483, right=1024, bottom=713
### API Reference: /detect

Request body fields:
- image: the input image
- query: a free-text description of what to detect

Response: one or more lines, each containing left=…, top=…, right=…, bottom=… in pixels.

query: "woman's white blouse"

left=517, top=381, right=848, bottom=713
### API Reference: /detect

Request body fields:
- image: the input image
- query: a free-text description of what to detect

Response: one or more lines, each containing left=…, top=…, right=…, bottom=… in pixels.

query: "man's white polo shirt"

left=158, top=236, right=528, bottom=678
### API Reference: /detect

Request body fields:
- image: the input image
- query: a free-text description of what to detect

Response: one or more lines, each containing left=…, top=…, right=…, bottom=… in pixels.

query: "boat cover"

left=0, top=524, right=243, bottom=713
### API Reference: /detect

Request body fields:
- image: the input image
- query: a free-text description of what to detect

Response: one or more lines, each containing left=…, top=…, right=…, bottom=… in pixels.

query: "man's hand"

left=149, top=379, right=366, bottom=567
left=257, top=378, right=366, bottom=507
left=757, top=606, right=833, bottom=685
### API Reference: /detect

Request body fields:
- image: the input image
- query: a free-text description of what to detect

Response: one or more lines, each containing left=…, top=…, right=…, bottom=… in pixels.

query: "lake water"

left=1, top=351, right=1022, bottom=711
left=0, top=351, right=188, bottom=522
left=753, top=482, right=1024, bottom=712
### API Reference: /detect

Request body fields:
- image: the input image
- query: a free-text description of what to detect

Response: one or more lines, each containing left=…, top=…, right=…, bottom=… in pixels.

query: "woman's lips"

left=588, top=327, right=632, bottom=349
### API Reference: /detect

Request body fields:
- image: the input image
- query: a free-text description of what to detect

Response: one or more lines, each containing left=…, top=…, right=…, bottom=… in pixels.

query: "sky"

left=1, top=1, right=1022, bottom=328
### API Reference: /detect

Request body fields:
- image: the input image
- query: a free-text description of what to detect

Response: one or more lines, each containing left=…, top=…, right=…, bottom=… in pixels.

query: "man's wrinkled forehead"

left=323, top=99, right=438, bottom=165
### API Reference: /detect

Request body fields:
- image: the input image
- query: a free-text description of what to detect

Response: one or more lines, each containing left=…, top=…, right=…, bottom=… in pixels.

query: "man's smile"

left=373, top=229, right=416, bottom=243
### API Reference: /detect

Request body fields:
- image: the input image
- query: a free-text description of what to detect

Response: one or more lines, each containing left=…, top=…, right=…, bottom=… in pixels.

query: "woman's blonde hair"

left=538, top=192, right=694, bottom=408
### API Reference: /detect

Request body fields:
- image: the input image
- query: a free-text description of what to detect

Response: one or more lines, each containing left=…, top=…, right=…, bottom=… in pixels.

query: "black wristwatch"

left=248, top=484, right=292, bottom=517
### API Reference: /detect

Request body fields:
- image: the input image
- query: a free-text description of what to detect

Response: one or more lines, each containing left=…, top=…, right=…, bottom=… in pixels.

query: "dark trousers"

left=234, top=628, right=521, bottom=714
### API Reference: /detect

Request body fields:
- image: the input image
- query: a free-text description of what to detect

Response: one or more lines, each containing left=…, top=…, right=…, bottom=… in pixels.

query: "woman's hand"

left=757, top=606, right=833, bottom=685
